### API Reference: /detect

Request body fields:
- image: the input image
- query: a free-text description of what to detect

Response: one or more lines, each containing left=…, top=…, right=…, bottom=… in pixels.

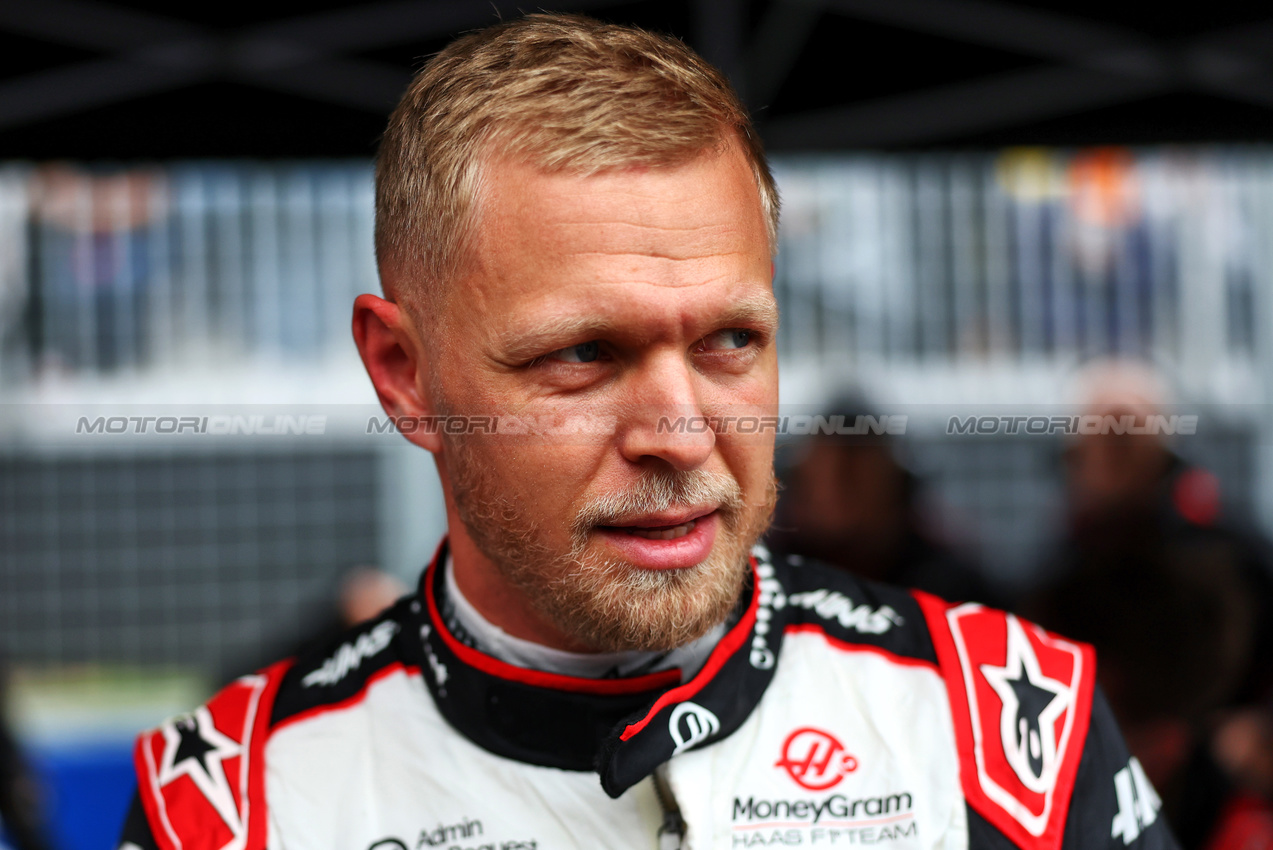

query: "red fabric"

left=914, top=591, right=1096, bottom=850
left=1203, top=793, right=1273, bottom=850
left=134, top=660, right=290, bottom=850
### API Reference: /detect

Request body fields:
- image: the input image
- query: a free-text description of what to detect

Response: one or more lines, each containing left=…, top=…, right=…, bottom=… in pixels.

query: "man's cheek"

left=504, top=446, right=591, bottom=505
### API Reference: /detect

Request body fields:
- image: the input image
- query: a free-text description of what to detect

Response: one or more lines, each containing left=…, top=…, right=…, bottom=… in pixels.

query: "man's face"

left=1065, top=403, right=1170, bottom=514
left=425, top=143, right=779, bottom=652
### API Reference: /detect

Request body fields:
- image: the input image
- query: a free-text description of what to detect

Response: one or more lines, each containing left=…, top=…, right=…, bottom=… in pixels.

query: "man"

left=1050, top=358, right=1273, bottom=709
left=120, top=15, right=1177, bottom=850
left=1032, top=535, right=1268, bottom=849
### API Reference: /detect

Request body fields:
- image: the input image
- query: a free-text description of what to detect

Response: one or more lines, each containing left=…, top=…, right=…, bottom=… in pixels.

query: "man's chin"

left=532, top=534, right=751, bottom=653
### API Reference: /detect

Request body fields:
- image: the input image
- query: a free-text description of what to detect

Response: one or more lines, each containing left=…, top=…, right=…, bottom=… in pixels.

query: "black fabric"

left=399, top=549, right=678, bottom=775
left=403, top=620, right=663, bottom=774
left=966, top=805, right=1026, bottom=849
left=594, top=592, right=781, bottom=797
left=1171, top=747, right=1235, bottom=850
left=779, top=554, right=941, bottom=665
left=270, top=603, right=410, bottom=728
left=405, top=542, right=783, bottom=796
left=116, top=792, right=160, bottom=850
left=270, top=541, right=783, bottom=792
left=1061, top=687, right=1181, bottom=849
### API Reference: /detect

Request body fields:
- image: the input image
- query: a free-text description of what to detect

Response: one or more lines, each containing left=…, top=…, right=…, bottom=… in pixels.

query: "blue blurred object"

left=27, top=742, right=134, bottom=850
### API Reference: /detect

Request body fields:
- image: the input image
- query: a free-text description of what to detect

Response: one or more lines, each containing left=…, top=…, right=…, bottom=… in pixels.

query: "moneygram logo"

left=775, top=728, right=859, bottom=790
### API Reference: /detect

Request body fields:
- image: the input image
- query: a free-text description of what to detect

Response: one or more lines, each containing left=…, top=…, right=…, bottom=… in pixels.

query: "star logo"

left=979, top=615, right=1071, bottom=793
left=157, top=706, right=245, bottom=836
left=932, top=599, right=1091, bottom=843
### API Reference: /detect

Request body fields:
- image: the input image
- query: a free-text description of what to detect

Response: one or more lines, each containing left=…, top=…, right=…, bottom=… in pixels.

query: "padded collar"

left=400, top=540, right=784, bottom=797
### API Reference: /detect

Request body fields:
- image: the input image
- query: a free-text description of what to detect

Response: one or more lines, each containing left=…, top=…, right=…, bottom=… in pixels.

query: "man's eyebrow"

left=498, top=295, right=780, bottom=362
left=718, top=295, right=780, bottom=331
left=498, top=316, right=626, bottom=362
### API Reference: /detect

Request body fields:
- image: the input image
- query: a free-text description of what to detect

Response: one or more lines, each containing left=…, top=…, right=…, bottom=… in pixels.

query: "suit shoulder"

left=912, top=590, right=1108, bottom=850
left=127, top=599, right=417, bottom=850
left=269, top=598, right=415, bottom=729
left=130, top=661, right=290, bottom=850
left=766, top=549, right=938, bottom=666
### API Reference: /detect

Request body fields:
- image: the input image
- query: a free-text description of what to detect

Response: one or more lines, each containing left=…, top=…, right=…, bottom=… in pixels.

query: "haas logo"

left=775, top=727, right=859, bottom=790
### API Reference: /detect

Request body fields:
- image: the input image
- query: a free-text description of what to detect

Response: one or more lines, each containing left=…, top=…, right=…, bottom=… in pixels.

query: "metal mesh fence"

left=0, top=448, right=379, bottom=673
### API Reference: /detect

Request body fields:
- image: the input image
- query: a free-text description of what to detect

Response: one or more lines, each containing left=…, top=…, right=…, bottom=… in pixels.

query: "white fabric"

left=265, top=631, right=966, bottom=850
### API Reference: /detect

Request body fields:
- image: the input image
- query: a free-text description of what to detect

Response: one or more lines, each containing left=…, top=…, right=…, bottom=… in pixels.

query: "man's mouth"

left=599, top=507, right=716, bottom=541
left=592, top=507, right=721, bottom=570
left=612, top=520, right=698, bottom=541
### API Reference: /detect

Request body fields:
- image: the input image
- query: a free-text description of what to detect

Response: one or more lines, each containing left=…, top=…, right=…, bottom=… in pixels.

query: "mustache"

left=571, top=469, right=746, bottom=535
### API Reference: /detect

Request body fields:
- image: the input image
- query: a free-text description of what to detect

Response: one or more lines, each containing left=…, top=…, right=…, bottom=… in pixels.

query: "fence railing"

left=773, top=149, right=1273, bottom=407
left=3, top=150, right=1272, bottom=407
left=0, top=162, right=378, bottom=383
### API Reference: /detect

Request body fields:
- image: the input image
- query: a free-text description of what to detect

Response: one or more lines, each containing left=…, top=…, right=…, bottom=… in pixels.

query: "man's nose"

left=616, top=354, right=715, bottom=471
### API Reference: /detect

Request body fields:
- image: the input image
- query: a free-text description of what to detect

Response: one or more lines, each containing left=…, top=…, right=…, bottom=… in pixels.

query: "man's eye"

left=700, top=329, right=754, bottom=351
left=548, top=341, right=602, bottom=363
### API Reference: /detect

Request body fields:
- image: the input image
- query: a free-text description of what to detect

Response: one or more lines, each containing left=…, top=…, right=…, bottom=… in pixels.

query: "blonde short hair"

left=374, top=13, right=779, bottom=311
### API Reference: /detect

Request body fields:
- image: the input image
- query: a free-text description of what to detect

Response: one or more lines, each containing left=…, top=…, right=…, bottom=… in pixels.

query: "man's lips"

left=609, top=519, right=697, bottom=541
left=599, top=506, right=718, bottom=538
left=594, top=508, right=721, bottom=569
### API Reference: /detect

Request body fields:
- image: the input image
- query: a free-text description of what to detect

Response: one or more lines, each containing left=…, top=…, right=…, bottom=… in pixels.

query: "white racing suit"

left=120, top=542, right=1179, bottom=850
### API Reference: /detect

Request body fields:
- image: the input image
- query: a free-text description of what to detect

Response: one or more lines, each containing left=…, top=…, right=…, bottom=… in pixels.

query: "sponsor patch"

left=785, top=590, right=903, bottom=635
left=730, top=792, right=917, bottom=846
left=750, top=548, right=782, bottom=670
left=670, top=701, right=721, bottom=755
left=303, top=620, right=399, bottom=687
left=916, top=596, right=1095, bottom=850
left=1111, top=757, right=1161, bottom=844
left=135, top=666, right=285, bottom=850
left=774, top=728, right=858, bottom=791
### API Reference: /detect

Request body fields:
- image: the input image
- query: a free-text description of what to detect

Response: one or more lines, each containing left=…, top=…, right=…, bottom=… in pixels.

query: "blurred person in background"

left=334, top=566, right=408, bottom=628
left=1034, top=537, right=1273, bottom=848
left=768, top=393, right=1000, bottom=606
left=118, top=14, right=1177, bottom=850
left=29, top=165, right=162, bottom=374
left=1033, top=358, right=1273, bottom=808
left=1062, top=360, right=1214, bottom=532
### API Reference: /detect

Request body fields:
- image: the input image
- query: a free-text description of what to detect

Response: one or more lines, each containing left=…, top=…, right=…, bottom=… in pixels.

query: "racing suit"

left=119, top=542, right=1179, bottom=850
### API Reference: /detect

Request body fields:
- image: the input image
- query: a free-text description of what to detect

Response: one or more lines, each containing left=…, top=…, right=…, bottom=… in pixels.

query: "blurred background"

left=5, top=0, right=1273, bottom=847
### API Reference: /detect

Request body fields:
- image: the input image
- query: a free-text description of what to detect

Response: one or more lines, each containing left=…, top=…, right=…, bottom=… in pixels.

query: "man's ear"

left=352, top=293, right=443, bottom=454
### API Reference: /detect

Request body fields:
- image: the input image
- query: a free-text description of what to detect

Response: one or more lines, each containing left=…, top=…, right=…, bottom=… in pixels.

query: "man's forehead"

left=475, top=148, right=765, bottom=247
